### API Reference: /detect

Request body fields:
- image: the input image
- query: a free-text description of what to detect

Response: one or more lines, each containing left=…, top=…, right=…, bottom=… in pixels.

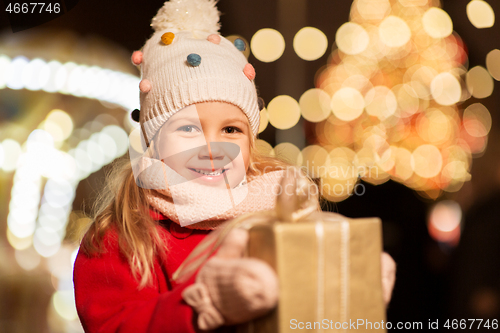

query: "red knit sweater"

left=73, top=210, right=227, bottom=333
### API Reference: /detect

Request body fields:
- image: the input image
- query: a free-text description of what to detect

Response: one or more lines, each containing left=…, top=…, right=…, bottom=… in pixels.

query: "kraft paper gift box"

left=237, top=212, right=386, bottom=333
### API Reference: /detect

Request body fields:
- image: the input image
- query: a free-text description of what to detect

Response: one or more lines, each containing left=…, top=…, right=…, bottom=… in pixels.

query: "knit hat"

left=131, top=0, right=260, bottom=142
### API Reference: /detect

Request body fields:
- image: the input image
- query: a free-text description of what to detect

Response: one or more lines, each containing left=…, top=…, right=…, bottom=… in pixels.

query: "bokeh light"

left=411, top=144, right=443, bottom=178
left=378, top=16, right=411, bottom=48
left=466, top=66, right=494, bottom=98
left=364, top=86, right=397, bottom=120
left=293, top=27, right=328, bottom=61
left=52, top=290, right=79, bottom=321
left=422, top=7, right=453, bottom=39
left=463, top=103, right=492, bottom=138
left=258, top=108, right=269, bottom=133
left=330, top=87, right=365, bottom=121
left=274, top=142, right=301, bottom=165
left=299, top=88, right=331, bottom=123
left=300, top=145, right=329, bottom=178
left=255, top=139, right=274, bottom=156
left=44, top=109, right=74, bottom=142
left=311, top=1, right=485, bottom=199
left=335, top=22, right=369, bottom=55
left=486, top=49, right=500, bottom=80
left=428, top=200, right=462, bottom=246
left=267, top=95, right=301, bottom=130
left=250, top=28, right=286, bottom=63
left=430, top=72, right=461, bottom=106
left=1, top=139, right=21, bottom=172
left=466, top=0, right=495, bottom=29
left=356, top=0, right=391, bottom=21
left=15, top=247, right=41, bottom=270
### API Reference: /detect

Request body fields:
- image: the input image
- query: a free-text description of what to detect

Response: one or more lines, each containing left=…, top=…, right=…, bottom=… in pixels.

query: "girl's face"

left=155, top=101, right=251, bottom=189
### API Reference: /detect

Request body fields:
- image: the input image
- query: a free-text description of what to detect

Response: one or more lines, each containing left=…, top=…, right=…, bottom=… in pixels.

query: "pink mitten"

left=380, top=252, right=396, bottom=307
left=182, top=229, right=279, bottom=331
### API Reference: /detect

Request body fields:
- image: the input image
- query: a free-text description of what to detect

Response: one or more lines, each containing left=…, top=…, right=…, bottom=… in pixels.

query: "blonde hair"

left=79, top=126, right=320, bottom=289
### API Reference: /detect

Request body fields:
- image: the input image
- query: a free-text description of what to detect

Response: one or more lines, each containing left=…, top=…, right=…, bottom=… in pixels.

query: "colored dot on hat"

left=207, top=34, right=221, bottom=44
left=234, top=38, right=246, bottom=51
left=161, top=32, right=175, bottom=45
left=131, top=51, right=143, bottom=65
left=139, top=79, right=151, bottom=93
left=243, top=63, right=255, bottom=80
left=187, top=53, right=201, bottom=67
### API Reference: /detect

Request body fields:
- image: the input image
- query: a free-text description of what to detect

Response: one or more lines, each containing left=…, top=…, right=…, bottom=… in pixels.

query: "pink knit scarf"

left=141, top=161, right=285, bottom=230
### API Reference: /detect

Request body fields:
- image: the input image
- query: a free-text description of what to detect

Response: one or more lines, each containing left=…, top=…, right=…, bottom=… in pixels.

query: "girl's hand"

left=182, top=229, right=279, bottom=330
left=381, top=252, right=396, bottom=307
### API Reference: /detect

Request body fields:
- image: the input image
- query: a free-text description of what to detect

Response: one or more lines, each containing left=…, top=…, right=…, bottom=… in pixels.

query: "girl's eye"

left=224, top=126, right=242, bottom=134
left=177, top=125, right=199, bottom=133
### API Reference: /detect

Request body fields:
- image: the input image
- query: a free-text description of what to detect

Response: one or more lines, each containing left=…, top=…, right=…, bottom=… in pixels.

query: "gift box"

left=173, top=172, right=387, bottom=333
left=237, top=212, right=386, bottom=333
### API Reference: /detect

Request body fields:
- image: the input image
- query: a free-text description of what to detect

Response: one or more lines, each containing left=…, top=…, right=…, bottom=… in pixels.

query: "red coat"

left=73, top=210, right=230, bottom=333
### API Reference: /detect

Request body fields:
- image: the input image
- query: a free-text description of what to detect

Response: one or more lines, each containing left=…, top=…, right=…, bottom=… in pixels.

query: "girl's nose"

left=198, top=142, right=224, bottom=160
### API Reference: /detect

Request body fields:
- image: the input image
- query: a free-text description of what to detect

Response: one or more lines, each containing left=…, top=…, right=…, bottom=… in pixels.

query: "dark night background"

left=1, top=0, right=500, bottom=331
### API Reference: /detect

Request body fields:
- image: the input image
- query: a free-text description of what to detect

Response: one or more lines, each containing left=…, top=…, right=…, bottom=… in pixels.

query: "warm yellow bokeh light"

left=379, top=16, right=412, bottom=48
left=250, top=29, right=286, bottom=63
left=364, top=86, right=397, bottom=120
left=326, top=147, right=358, bottom=180
left=274, top=142, right=301, bottom=165
left=299, top=88, right=331, bottom=123
left=466, top=0, right=495, bottom=29
left=45, top=109, right=73, bottom=142
left=336, top=22, right=369, bottom=55
left=310, top=0, right=481, bottom=196
left=393, top=84, right=420, bottom=118
left=293, top=27, right=328, bottom=61
left=463, top=103, right=492, bottom=137
left=486, top=49, right=500, bottom=80
left=255, top=139, right=274, bottom=156
left=466, top=66, right=494, bottom=99
left=320, top=176, right=353, bottom=202
left=442, top=161, right=470, bottom=183
left=356, top=0, right=391, bottom=21
left=377, top=145, right=397, bottom=172
left=417, top=109, right=451, bottom=143
left=7, top=228, right=32, bottom=250
left=430, top=72, right=461, bottom=106
left=398, top=0, right=428, bottom=7
left=52, top=291, right=78, bottom=321
left=394, top=147, right=413, bottom=181
left=267, top=95, right=301, bottom=130
left=128, top=127, right=144, bottom=153
left=300, top=145, right=329, bottom=178
left=411, top=144, right=443, bottom=178
left=258, top=108, right=269, bottom=133
left=422, top=7, right=453, bottom=39
left=411, top=65, right=438, bottom=100
left=330, top=87, right=365, bottom=121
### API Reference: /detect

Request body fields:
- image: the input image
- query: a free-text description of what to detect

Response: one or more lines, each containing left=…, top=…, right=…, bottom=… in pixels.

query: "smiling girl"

left=73, top=1, right=395, bottom=332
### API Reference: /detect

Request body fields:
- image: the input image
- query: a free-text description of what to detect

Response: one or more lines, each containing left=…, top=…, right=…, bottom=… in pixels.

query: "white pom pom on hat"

left=151, top=0, right=221, bottom=33
left=135, top=0, right=260, bottom=141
